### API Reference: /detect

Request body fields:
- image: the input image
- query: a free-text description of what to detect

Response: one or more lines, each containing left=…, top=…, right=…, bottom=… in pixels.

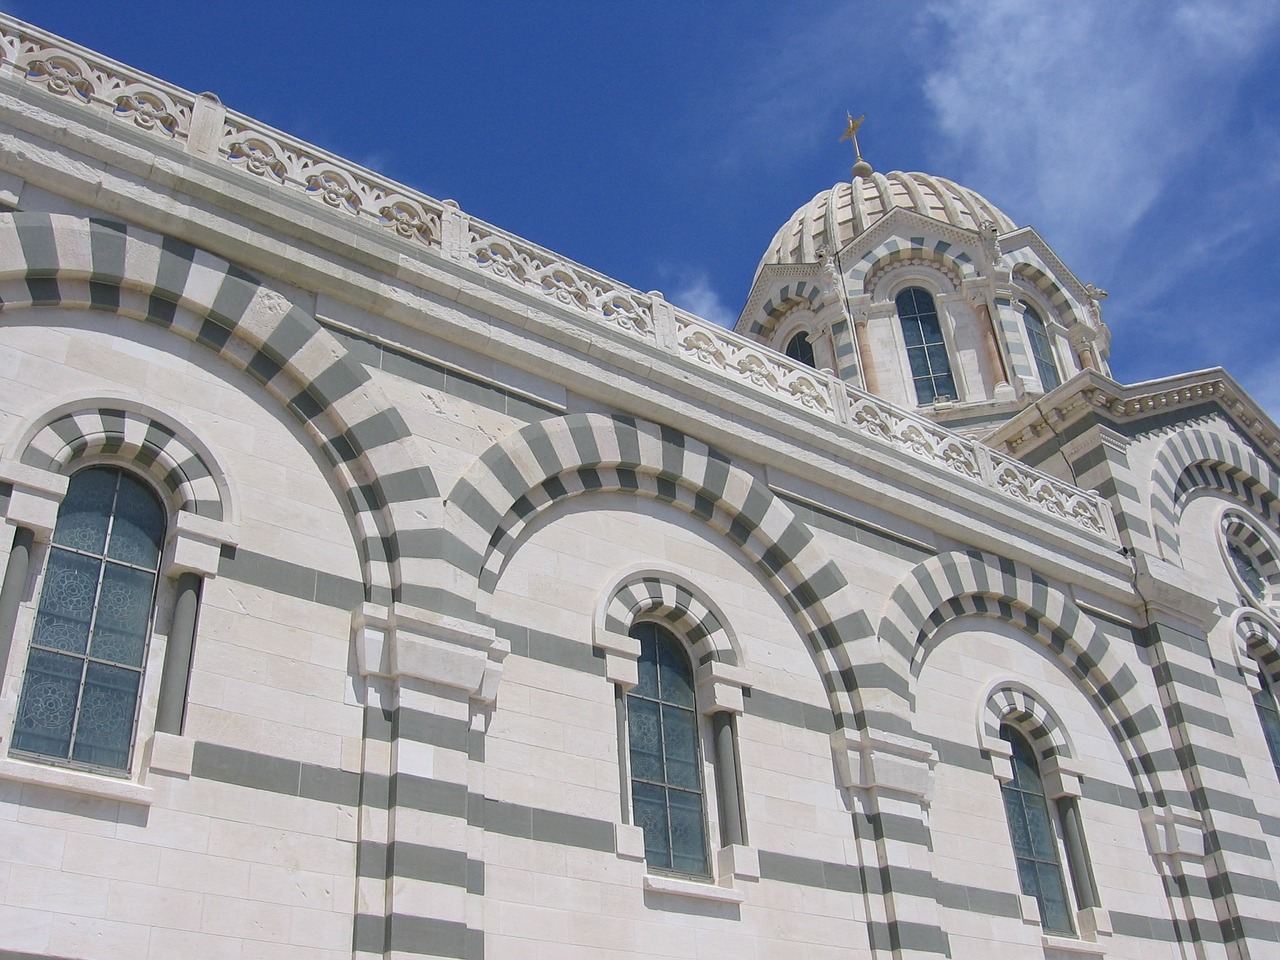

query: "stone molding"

left=1133, top=554, right=1219, bottom=634
left=351, top=602, right=507, bottom=704
left=162, top=511, right=238, bottom=579
left=830, top=728, right=937, bottom=801
left=0, top=457, right=67, bottom=538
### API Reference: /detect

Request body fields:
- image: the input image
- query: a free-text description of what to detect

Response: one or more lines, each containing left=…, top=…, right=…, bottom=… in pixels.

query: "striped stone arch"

left=744, top=279, right=825, bottom=337
left=1010, top=261, right=1083, bottom=327
left=445, top=412, right=872, bottom=729
left=1234, top=610, right=1280, bottom=686
left=878, top=550, right=1171, bottom=801
left=0, top=212, right=439, bottom=605
left=601, top=570, right=738, bottom=666
left=980, top=683, right=1073, bottom=762
left=13, top=400, right=231, bottom=522
left=846, top=236, right=976, bottom=292
left=1150, top=427, right=1280, bottom=564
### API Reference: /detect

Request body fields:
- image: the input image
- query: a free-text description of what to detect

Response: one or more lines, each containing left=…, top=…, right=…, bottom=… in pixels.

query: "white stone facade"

left=0, top=14, right=1277, bottom=960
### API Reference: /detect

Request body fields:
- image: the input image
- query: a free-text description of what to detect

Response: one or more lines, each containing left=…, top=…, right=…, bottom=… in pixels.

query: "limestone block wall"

left=0, top=312, right=366, bottom=959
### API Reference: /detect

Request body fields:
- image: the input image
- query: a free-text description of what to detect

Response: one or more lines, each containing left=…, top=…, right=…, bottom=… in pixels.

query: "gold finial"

left=840, top=112, right=874, bottom=179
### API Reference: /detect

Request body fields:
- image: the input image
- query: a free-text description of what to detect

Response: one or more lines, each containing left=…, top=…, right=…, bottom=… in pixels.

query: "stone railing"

left=0, top=14, right=1117, bottom=542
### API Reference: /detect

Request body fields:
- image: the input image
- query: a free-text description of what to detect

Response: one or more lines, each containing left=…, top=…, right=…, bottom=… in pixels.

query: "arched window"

left=896, top=287, right=956, bottom=404
left=627, top=621, right=709, bottom=875
left=1256, top=671, right=1280, bottom=780
left=1000, top=724, right=1074, bottom=934
left=784, top=331, right=817, bottom=368
left=11, top=467, right=165, bottom=772
left=1022, top=303, right=1061, bottom=391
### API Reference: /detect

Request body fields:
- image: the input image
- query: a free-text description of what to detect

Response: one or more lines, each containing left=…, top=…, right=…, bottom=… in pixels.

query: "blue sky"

left=18, top=2, right=1280, bottom=414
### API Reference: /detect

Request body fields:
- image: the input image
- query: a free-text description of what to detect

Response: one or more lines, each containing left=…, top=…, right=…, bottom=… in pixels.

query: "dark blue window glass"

left=896, top=287, right=956, bottom=404
left=1000, top=725, right=1074, bottom=934
left=784, top=332, right=817, bottom=368
left=1023, top=303, right=1061, bottom=391
left=13, top=468, right=164, bottom=772
left=1256, top=674, right=1280, bottom=781
left=628, top=622, right=708, bottom=875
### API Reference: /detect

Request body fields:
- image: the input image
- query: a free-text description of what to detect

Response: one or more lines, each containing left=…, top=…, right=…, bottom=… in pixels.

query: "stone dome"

left=758, top=171, right=1017, bottom=269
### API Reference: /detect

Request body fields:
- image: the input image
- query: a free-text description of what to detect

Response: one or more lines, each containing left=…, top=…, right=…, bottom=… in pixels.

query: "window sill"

left=643, top=872, right=745, bottom=904
left=0, top=756, right=153, bottom=806
left=1041, top=934, right=1106, bottom=956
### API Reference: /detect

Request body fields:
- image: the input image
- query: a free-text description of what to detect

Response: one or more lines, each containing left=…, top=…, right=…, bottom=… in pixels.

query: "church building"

left=0, top=14, right=1277, bottom=960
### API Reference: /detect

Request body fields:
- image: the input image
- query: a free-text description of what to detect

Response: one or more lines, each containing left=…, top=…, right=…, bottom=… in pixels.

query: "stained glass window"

left=896, top=287, right=957, bottom=405
left=1000, top=725, right=1074, bottom=934
left=1023, top=303, right=1061, bottom=391
left=785, top=332, right=816, bottom=368
left=12, top=467, right=164, bottom=772
left=627, top=622, right=708, bottom=875
left=1256, top=673, right=1280, bottom=781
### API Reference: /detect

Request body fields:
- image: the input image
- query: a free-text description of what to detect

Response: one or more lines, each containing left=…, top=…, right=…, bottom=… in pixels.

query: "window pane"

left=907, top=347, right=932, bottom=378
left=633, top=623, right=659, bottom=699
left=668, top=788, right=708, bottom=874
left=1036, top=861, right=1074, bottom=933
left=12, top=648, right=81, bottom=759
left=89, top=563, right=154, bottom=667
left=1015, top=856, right=1040, bottom=900
left=925, top=343, right=950, bottom=372
left=31, top=549, right=99, bottom=655
left=901, top=320, right=924, bottom=347
left=1024, top=799, right=1059, bottom=861
left=656, top=637, right=694, bottom=707
left=106, top=474, right=165, bottom=569
left=932, top=374, right=956, bottom=402
left=1003, top=791, right=1034, bottom=858
left=661, top=704, right=700, bottom=788
left=632, top=781, right=671, bottom=870
left=627, top=697, right=663, bottom=782
left=51, top=468, right=115, bottom=554
left=784, top=333, right=816, bottom=367
left=70, top=662, right=141, bottom=770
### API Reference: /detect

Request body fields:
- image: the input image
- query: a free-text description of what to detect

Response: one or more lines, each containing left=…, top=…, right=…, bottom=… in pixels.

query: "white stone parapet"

left=0, top=13, right=1116, bottom=543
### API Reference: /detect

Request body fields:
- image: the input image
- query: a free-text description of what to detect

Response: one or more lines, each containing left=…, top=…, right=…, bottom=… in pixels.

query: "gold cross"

left=840, top=112, right=866, bottom=160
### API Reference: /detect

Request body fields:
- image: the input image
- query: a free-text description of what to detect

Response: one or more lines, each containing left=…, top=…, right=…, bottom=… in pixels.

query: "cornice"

left=988, top=369, right=1280, bottom=464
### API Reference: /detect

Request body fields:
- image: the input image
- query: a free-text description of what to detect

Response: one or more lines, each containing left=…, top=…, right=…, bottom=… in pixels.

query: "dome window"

left=896, top=287, right=956, bottom=405
left=784, top=332, right=816, bottom=368
left=1023, top=303, right=1061, bottom=391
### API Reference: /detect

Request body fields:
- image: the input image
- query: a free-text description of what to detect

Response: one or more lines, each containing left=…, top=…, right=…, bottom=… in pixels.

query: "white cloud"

left=668, top=271, right=736, bottom=329
left=920, top=0, right=1280, bottom=265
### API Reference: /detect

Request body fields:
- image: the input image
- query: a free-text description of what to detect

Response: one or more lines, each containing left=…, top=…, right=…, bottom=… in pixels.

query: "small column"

left=155, top=511, right=237, bottom=737
left=1041, top=757, right=1108, bottom=935
left=0, top=461, right=68, bottom=679
left=696, top=660, right=756, bottom=882
left=0, top=526, right=34, bottom=676
left=711, top=711, right=743, bottom=846
left=853, top=314, right=879, bottom=394
left=696, top=661, right=750, bottom=846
